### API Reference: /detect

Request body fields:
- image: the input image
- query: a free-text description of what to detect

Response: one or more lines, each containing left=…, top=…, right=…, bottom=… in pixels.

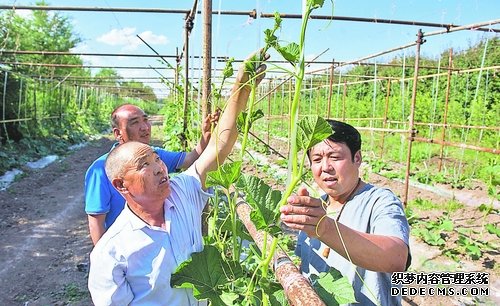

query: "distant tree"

left=120, top=80, right=157, bottom=102
left=0, top=0, right=86, bottom=143
left=94, top=68, right=122, bottom=86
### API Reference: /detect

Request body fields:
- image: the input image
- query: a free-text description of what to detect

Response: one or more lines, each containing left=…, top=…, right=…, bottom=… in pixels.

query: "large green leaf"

left=297, top=116, right=333, bottom=151
left=238, top=175, right=282, bottom=235
left=273, top=11, right=282, bottom=30
left=171, top=245, right=244, bottom=305
left=250, top=287, right=287, bottom=306
left=264, top=29, right=278, bottom=48
left=270, top=289, right=287, bottom=305
left=308, top=0, right=326, bottom=9
left=244, top=53, right=260, bottom=77
left=311, top=268, right=357, bottom=305
left=237, top=109, right=265, bottom=132
left=277, top=42, right=300, bottom=65
left=206, top=161, right=242, bottom=190
left=222, top=57, right=235, bottom=79
left=486, top=223, right=500, bottom=238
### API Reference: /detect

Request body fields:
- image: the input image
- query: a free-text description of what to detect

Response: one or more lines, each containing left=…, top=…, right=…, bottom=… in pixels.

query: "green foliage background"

left=0, top=2, right=497, bottom=192
left=0, top=2, right=163, bottom=174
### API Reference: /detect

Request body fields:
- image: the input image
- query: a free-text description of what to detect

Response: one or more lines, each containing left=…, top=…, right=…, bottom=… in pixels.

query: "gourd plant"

left=171, top=1, right=356, bottom=305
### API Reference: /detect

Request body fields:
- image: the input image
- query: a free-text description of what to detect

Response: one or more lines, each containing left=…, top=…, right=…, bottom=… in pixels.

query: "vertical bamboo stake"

left=41, top=80, right=46, bottom=121
left=341, top=80, right=347, bottom=121
left=18, top=78, right=23, bottom=120
left=33, top=82, right=37, bottom=124
left=267, top=82, right=271, bottom=145
left=182, top=16, right=191, bottom=150
left=200, top=0, right=212, bottom=238
left=175, top=47, right=179, bottom=103
left=438, top=48, right=453, bottom=171
left=58, top=84, right=62, bottom=128
left=202, top=0, right=212, bottom=119
left=403, top=29, right=425, bottom=206
left=326, top=64, right=334, bottom=119
left=287, top=79, right=292, bottom=149
left=2, top=71, right=8, bottom=142
left=379, top=80, right=392, bottom=158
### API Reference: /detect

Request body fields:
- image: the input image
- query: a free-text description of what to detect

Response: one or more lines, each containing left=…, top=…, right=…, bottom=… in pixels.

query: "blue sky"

left=5, top=0, right=499, bottom=96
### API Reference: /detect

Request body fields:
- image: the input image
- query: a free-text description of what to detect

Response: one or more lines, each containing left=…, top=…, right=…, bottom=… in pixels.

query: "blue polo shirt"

left=84, top=143, right=185, bottom=229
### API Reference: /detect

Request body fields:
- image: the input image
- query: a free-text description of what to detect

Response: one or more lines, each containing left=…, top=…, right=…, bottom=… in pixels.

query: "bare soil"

left=0, top=135, right=498, bottom=305
left=0, top=138, right=112, bottom=305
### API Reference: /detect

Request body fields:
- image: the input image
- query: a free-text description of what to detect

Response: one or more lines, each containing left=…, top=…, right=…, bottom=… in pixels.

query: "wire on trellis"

left=335, top=69, right=342, bottom=119
left=458, top=37, right=490, bottom=182
left=424, top=55, right=442, bottom=183
left=471, top=68, right=492, bottom=178
left=399, top=50, right=407, bottom=164
left=370, top=61, right=377, bottom=155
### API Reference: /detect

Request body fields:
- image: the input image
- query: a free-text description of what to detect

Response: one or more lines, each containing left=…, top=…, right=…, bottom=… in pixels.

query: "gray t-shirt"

left=295, top=183, right=411, bottom=306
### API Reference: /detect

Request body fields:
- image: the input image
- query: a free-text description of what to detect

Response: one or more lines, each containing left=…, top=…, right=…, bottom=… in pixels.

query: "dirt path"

left=0, top=137, right=114, bottom=305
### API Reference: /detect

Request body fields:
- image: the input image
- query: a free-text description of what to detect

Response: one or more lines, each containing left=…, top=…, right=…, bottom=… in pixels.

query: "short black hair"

left=308, top=119, right=362, bottom=161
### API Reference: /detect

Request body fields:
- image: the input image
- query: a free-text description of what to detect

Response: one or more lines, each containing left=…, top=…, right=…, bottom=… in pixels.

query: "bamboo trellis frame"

left=0, top=7, right=498, bottom=303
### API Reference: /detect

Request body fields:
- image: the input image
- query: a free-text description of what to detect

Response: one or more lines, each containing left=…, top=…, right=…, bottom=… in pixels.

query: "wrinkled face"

left=309, top=139, right=361, bottom=202
left=115, top=106, right=151, bottom=144
left=121, top=145, right=171, bottom=203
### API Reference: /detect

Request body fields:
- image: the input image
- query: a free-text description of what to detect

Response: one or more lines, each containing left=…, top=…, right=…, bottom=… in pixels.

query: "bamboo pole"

left=259, top=12, right=499, bottom=33
left=411, top=137, right=499, bottom=155
left=379, top=80, right=391, bottom=158
left=387, top=120, right=500, bottom=131
left=1, top=71, right=8, bottom=142
left=0, top=49, right=228, bottom=60
left=403, top=29, right=424, bottom=206
left=267, top=86, right=271, bottom=145
left=235, top=201, right=325, bottom=306
left=327, top=64, right=334, bottom=118
left=438, top=49, right=453, bottom=171
left=175, top=48, right=180, bottom=103
left=182, top=4, right=196, bottom=150
left=306, top=65, right=500, bottom=88
left=310, top=19, right=500, bottom=76
left=248, top=131, right=286, bottom=159
left=0, top=5, right=257, bottom=17
left=341, top=80, right=347, bottom=121
left=201, top=0, right=212, bottom=119
left=424, top=19, right=500, bottom=37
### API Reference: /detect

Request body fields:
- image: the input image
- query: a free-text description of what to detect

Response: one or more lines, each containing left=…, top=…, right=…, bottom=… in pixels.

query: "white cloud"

left=138, top=31, right=169, bottom=45
left=97, top=27, right=136, bottom=46
left=97, top=28, right=168, bottom=52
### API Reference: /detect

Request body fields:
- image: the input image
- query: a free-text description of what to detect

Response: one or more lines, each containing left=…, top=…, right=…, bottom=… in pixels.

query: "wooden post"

left=200, top=0, right=213, bottom=238
left=438, top=49, right=453, bottom=171
left=201, top=0, right=212, bottom=119
left=236, top=201, right=326, bottom=306
left=403, top=29, right=425, bottom=206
